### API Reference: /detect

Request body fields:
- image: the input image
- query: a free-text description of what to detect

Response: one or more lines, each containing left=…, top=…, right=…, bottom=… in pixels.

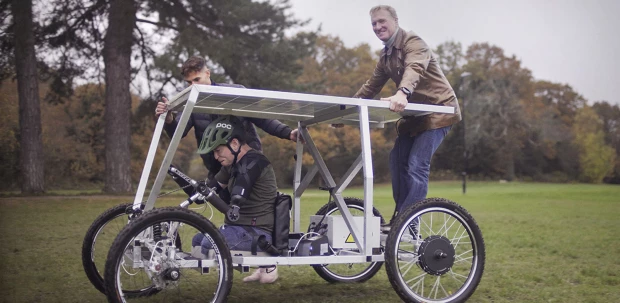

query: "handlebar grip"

left=205, top=192, right=232, bottom=215
left=196, top=181, right=240, bottom=222
left=168, top=165, right=197, bottom=197
left=198, top=183, right=234, bottom=216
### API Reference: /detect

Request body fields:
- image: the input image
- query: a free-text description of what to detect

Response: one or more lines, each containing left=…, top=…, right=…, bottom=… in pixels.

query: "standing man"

left=155, top=56, right=300, bottom=180
left=353, top=5, right=461, bottom=225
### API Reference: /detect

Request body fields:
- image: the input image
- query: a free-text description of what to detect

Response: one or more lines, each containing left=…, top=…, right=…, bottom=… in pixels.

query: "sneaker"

left=190, top=246, right=207, bottom=259
left=242, top=267, right=279, bottom=284
left=259, top=266, right=278, bottom=284
left=242, top=268, right=263, bottom=282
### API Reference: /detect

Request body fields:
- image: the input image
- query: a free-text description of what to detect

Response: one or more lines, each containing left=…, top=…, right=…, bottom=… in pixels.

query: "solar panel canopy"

left=168, top=85, right=455, bottom=127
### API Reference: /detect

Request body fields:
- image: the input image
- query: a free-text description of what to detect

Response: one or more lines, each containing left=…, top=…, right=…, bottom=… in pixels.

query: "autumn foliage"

left=1, top=36, right=619, bottom=190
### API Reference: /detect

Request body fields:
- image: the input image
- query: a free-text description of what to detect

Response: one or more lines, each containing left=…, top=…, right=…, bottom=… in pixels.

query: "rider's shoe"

left=259, top=266, right=278, bottom=284
left=191, top=246, right=207, bottom=259
left=242, top=268, right=263, bottom=282
left=242, top=266, right=279, bottom=283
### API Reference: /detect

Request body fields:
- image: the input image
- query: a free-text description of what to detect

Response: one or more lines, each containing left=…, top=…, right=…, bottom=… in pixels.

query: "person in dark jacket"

left=155, top=56, right=300, bottom=178
left=192, top=115, right=279, bottom=283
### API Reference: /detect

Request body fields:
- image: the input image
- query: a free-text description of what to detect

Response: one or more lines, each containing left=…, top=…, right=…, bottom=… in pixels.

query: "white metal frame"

left=131, top=84, right=454, bottom=266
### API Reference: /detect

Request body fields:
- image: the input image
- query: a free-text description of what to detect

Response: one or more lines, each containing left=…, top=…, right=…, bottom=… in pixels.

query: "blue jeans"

left=192, top=225, right=272, bottom=255
left=390, top=126, right=450, bottom=213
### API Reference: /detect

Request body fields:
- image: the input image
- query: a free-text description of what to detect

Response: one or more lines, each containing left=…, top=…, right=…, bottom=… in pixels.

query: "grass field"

left=0, top=181, right=619, bottom=303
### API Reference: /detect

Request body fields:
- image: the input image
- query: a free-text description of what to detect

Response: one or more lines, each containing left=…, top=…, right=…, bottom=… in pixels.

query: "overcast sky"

left=287, top=0, right=620, bottom=105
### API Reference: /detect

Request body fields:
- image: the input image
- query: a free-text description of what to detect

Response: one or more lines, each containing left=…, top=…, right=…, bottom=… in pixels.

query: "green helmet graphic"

left=197, top=115, right=245, bottom=154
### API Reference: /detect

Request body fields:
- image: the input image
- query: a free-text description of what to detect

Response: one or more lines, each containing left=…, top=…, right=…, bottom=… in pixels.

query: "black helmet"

left=197, top=115, right=245, bottom=154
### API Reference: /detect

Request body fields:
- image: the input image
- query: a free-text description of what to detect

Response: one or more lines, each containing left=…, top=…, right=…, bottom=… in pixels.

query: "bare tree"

left=12, top=0, right=45, bottom=193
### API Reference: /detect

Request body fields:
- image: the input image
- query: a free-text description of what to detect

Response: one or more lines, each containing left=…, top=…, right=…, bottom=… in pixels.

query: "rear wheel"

left=104, top=207, right=233, bottom=303
left=385, top=198, right=485, bottom=303
left=310, top=197, right=385, bottom=283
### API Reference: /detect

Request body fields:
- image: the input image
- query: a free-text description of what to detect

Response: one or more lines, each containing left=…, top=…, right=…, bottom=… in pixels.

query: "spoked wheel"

left=310, top=197, right=385, bottom=283
left=104, top=207, right=232, bottom=303
left=385, top=198, right=485, bottom=303
left=82, top=203, right=155, bottom=295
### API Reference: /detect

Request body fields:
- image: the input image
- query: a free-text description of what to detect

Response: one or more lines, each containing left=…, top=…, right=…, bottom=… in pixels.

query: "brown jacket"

left=353, top=28, right=461, bottom=135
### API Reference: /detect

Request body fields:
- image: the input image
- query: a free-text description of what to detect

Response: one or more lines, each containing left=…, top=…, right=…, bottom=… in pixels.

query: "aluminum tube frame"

left=298, top=127, right=364, bottom=252
left=133, top=114, right=167, bottom=208
left=231, top=254, right=385, bottom=266
left=290, top=106, right=376, bottom=255
left=137, top=88, right=380, bottom=257
left=300, top=106, right=359, bottom=127
left=130, top=86, right=454, bottom=266
left=298, top=127, right=337, bottom=188
left=142, top=88, right=199, bottom=211
left=292, top=163, right=318, bottom=233
left=170, top=85, right=455, bottom=115
left=333, top=154, right=363, bottom=195
left=358, top=105, right=375, bottom=256
left=293, top=128, right=303, bottom=233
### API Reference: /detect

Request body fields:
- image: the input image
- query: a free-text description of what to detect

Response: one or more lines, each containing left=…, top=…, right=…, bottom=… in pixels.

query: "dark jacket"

left=216, top=149, right=277, bottom=232
left=164, top=81, right=292, bottom=173
left=354, top=28, right=461, bottom=134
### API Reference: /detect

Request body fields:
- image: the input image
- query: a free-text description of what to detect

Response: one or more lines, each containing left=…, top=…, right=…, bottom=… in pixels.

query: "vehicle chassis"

left=107, top=85, right=485, bottom=303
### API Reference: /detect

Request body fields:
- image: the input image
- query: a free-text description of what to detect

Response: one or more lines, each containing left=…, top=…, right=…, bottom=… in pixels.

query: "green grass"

left=0, top=181, right=619, bottom=303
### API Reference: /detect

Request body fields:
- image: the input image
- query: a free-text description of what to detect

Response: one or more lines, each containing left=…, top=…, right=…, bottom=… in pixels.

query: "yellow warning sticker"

left=345, top=234, right=355, bottom=243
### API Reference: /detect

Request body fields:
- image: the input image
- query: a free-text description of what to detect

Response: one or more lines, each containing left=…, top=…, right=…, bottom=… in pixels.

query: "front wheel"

left=385, top=198, right=485, bottom=303
left=82, top=203, right=154, bottom=295
left=310, top=197, right=385, bottom=283
left=104, top=207, right=233, bottom=303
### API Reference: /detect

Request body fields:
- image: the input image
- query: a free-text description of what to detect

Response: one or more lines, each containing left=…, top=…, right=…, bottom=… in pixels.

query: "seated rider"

left=191, top=115, right=279, bottom=284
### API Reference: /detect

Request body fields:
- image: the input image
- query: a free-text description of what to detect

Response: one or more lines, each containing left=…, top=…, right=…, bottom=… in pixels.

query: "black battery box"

left=296, top=235, right=330, bottom=256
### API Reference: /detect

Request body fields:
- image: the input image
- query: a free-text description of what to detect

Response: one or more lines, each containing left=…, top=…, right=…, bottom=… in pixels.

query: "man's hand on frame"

left=381, top=90, right=408, bottom=113
left=155, top=96, right=174, bottom=124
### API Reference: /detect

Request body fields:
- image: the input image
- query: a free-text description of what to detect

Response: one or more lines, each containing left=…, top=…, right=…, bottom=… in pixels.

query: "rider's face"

left=184, top=67, right=212, bottom=86
left=213, top=145, right=233, bottom=167
left=213, top=139, right=240, bottom=167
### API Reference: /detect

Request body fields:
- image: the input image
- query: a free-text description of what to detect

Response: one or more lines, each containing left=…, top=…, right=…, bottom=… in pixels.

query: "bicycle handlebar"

left=168, top=166, right=239, bottom=222
left=196, top=182, right=240, bottom=222
left=168, top=166, right=198, bottom=196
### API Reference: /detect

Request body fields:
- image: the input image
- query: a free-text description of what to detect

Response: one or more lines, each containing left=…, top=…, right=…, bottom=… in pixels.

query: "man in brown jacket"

left=354, top=5, right=461, bottom=223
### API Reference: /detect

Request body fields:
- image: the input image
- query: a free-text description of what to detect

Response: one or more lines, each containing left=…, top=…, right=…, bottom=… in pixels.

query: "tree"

left=102, top=0, right=137, bottom=193
left=459, top=43, right=534, bottom=180
left=434, top=41, right=465, bottom=82
left=295, top=35, right=380, bottom=95
left=0, top=0, right=13, bottom=83
left=431, top=41, right=466, bottom=177
left=572, top=106, right=616, bottom=183
left=0, top=77, right=19, bottom=190
left=592, top=102, right=620, bottom=183
left=11, top=0, right=45, bottom=193
left=529, top=81, right=587, bottom=180
left=41, top=0, right=316, bottom=192
left=142, top=0, right=315, bottom=91
left=533, top=81, right=586, bottom=125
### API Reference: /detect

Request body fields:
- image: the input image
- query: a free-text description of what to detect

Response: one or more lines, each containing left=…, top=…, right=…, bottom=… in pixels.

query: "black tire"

left=82, top=203, right=152, bottom=295
left=385, top=198, right=485, bottom=303
left=310, top=197, right=385, bottom=283
left=104, top=207, right=233, bottom=303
